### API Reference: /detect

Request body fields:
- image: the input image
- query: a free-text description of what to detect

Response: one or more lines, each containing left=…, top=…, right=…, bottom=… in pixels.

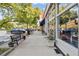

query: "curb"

left=0, top=39, right=24, bottom=56
left=0, top=46, right=16, bottom=56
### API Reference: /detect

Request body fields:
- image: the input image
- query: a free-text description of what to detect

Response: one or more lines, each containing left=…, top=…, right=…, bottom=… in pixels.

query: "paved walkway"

left=8, top=31, right=62, bottom=56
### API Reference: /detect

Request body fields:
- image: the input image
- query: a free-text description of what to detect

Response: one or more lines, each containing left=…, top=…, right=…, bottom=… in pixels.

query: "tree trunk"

left=27, top=23, right=28, bottom=29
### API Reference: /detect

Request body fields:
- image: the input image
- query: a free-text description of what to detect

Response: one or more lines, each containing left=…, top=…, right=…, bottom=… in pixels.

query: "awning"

left=40, top=19, right=45, bottom=26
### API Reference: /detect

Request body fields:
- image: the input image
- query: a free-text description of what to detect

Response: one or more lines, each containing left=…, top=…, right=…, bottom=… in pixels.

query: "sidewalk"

left=8, top=31, right=62, bottom=56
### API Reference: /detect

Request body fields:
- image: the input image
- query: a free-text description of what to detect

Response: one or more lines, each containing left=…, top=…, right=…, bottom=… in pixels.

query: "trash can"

left=8, top=42, right=14, bottom=47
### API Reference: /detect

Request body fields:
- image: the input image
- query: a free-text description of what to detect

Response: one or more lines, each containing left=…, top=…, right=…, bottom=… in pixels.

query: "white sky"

left=0, top=13, right=3, bottom=20
left=0, top=0, right=79, bottom=3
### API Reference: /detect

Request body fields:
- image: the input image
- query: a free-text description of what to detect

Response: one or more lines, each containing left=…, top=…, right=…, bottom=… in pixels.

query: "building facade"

left=43, top=3, right=79, bottom=56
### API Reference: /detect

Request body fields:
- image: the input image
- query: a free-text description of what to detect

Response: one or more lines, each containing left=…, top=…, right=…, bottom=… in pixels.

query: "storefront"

left=40, top=18, right=45, bottom=34
left=44, top=3, right=79, bottom=56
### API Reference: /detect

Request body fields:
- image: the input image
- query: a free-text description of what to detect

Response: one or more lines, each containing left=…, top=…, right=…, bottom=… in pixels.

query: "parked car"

left=11, top=28, right=26, bottom=39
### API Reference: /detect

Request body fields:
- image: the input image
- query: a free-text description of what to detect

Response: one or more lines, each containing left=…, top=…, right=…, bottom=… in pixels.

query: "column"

left=55, top=3, right=60, bottom=41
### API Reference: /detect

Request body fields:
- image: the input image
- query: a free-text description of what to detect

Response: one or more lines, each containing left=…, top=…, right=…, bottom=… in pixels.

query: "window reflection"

left=59, top=5, right=78, bottom=48
left=49, top=19, right=56, bottom=40
left=59, top=3, right=71, bottom=12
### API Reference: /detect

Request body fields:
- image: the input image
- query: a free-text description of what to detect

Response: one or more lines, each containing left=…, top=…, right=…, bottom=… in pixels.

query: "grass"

left=0, top=48, right=9, bottom=55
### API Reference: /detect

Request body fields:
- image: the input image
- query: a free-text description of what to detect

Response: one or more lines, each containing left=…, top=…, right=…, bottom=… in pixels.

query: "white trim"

left=49, top=3, right=77, bottom=21
left=56, top=39, right=78, bottom=56
left=44, top=4, right=50, bottom=18
left=77, top=3, right=79, bottom=56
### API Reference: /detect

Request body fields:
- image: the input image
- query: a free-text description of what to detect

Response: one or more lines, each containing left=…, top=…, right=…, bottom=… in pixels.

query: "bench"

left=8, top=34, right=21, bottom=47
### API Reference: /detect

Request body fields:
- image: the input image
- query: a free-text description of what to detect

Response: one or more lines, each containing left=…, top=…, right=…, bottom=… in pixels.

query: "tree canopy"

left=0, top=3, right=41, bottom=31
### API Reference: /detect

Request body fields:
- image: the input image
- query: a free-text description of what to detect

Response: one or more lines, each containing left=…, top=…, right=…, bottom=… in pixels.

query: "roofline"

left=43, top=3, right=50, bottom=18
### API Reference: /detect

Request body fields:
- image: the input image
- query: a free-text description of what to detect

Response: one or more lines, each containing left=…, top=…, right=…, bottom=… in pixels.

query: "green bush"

left=48, top=29, right=55, bottom=40
left=0, top=48, right=9, bottom=55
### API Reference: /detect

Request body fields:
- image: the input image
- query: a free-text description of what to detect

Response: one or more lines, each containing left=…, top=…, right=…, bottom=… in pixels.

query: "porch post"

left=55, top=3, right=59, bottom=41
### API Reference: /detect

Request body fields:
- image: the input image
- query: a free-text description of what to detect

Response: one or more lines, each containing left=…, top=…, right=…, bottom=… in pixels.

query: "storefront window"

left=49, top=18, right=56, bottom=40
left=59, top=3, right=71, bottom=13
left=52, top=9, right=56, bottom=17
left=59, top=5, right=78, bottom=48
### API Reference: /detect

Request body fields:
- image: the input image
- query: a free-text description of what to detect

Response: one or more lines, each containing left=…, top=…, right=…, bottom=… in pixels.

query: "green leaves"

left=0, top=3, right=41, bottom=30
left=14, top=4, right=41, bottom=28
left=0, top=16, right=14, bottom=31
left=60, top=7, right=77, bottom=25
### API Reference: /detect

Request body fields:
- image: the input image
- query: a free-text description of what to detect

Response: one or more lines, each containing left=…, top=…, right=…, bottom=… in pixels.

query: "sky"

left=32, top=3, right=46, bottom=11
left=32, top=3, right=47, bottom=26
left=0, top=13, right=3, bottom=20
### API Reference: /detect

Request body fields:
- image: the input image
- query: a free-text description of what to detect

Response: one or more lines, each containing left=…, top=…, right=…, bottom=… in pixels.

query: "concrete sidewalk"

left=8, top=31, right=62, bottom=56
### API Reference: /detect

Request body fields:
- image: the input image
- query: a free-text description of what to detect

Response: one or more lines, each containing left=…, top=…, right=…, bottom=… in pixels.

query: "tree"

left=0, top=3, right=41, bottom=30
left=13, top=4, right=41, bottom=28
left=0, top=3, right=15, bottom=30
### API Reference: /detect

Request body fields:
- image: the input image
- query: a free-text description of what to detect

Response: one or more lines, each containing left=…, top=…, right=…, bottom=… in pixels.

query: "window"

left=59, top=3, right=71, bottom=13
left=49, top=18, right=56, bottom=40
left=59, top=4, right=78, bottom=48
